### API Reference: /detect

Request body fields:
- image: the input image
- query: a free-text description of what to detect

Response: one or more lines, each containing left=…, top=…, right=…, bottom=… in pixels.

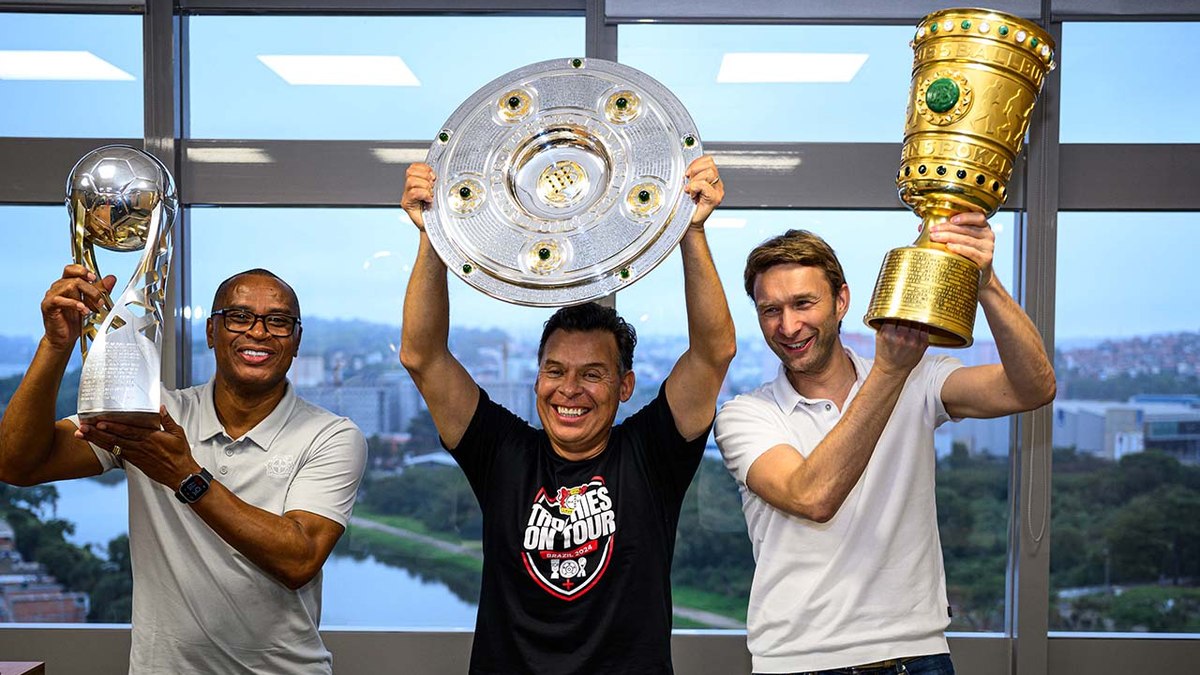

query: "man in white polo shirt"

left=715, top=218, right=1055, bottom=674
left=0, top=267, right=366, bottom=674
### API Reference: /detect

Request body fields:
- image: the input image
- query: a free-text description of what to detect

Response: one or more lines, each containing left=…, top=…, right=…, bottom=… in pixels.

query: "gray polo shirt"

left=76, top=380, right=367, bottom=675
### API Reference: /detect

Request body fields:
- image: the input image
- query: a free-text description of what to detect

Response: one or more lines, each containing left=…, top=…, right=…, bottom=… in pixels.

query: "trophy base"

left=77, top=410, right=162, bottom=429
left=864, top=245, right=980, bottom=349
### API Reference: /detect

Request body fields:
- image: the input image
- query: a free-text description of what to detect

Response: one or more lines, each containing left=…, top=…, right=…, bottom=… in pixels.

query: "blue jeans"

left=759, top=653, right=956, bottom=675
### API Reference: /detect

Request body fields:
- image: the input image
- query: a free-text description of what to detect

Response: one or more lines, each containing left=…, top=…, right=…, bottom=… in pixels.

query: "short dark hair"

left=743, top=229, right=846, bottom=300
left=211, top=268, right=300, bottom=317
left=537, top=302, right=637, bottom=373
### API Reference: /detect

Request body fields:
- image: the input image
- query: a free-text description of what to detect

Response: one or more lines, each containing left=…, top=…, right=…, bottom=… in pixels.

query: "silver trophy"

left=424, top=57, right=703, bottom=306
left=67, top=145, right=177, bottom=424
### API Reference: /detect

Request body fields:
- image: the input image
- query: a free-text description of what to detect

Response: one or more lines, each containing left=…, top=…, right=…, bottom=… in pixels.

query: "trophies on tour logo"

left=863, top=8, right=1056, bottom=347
left=67, top=145, right=177, bottom=423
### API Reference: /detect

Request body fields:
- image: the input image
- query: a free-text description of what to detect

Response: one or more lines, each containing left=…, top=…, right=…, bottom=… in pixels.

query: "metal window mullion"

left=144, top=0, right=187, bottom=389
left=1007, top=14, right=1062, bottom=675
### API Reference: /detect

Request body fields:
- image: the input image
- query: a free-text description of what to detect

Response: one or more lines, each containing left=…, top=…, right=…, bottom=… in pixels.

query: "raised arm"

left=397, top=162, right=480, bottom=449
left=933, top=212, right=1057, bottom=418
left=663, top=155, right=737, bottom=441
left=0, top=265, right=114, bottom=486
left=728, top=322, right=930, bottom=522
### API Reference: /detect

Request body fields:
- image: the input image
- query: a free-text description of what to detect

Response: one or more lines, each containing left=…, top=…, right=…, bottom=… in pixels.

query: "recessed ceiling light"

left=258, top=55, right=420, bottom=86
left=717, top=52, right=869, bottom=84
left=0, top=50, right=134, bottom=81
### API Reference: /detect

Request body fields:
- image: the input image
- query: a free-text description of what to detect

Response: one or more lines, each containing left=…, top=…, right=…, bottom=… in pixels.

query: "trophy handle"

left=70, top=200, right=115, bottom=361
left=75, top=202, right=174, bottom=421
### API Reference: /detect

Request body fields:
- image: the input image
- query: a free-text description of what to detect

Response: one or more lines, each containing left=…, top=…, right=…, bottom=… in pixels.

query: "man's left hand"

left=683, top=155, right=724, bottom=229
left=76, top=406, right=201, bottom=489
left=929, top=212, right=996, bottom=286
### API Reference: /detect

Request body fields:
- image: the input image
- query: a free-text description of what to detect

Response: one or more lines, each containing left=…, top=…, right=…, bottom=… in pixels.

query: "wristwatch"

left=175, top=467, right=213, bottom=504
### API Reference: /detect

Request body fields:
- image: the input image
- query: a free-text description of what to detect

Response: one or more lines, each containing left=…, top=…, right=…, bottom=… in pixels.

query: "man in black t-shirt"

left=399, top=156, right=736, bottom=675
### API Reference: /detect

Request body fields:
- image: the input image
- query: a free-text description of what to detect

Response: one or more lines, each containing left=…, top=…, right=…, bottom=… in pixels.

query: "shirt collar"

left=770, top=346, right=867, bottom=413
left=196, top=378, right=298, bottom=451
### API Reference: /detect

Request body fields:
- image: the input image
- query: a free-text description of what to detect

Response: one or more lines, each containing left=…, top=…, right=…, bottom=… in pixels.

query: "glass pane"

left=622, top=209, right=1018, bottom=632
left=188, top=16, right=585, bottom=140
left=1061, top=23, right=1200, bottom=143
left=0, top=13, right=143, bottom=138
left=1051, top=212, right=1200, bottom=634
left=0, top=205, right=133, bottom=623
left=188, top=207, right=557, bottom=628
left=619, top=24, right=915, bottom=142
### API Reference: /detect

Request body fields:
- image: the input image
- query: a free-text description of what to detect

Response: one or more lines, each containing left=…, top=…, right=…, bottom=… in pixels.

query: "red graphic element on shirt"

left=521, top=476, right=615, bottom=601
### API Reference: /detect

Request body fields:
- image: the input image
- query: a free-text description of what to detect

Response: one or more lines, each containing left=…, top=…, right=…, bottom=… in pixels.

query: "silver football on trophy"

left=424, top=57, right=703, bottom=307
left=67, top=145, right=177, bottom=253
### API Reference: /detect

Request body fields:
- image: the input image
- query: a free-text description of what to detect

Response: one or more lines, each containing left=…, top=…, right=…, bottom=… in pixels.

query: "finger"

left=684, top=155, right=715, bottom=178
left=61, top=264, right=96, bottom=283
left=49, top=277, right=110, bottom=312
left=160, top=406, right=184, bottom=436
left=76, top=424, right=127, bottom=451
left=405, top=163, right=436, bottom=182
left=43, top=295, right=92, bottom=317
left=948, top=212, right=988, bottom=227
left=405, top=186, right=434, bottom=205
left=93, top=417, right=161, bottom=440
left=100, top=274, right=117, bottom=294
left=685, top=180, right=717, bottom=203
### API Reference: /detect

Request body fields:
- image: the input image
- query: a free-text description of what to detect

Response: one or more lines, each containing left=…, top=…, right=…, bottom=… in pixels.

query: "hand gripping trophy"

left=67, top=145, right=177, bottom=425
left=864, top=8, right=1056, bottom=347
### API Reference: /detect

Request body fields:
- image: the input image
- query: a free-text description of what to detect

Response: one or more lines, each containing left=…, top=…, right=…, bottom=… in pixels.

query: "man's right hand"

left=401, top=163, right=436, bottom=232
left=873, top=320, right=930, bottom=379
left=41, top=265, right=115, bottom=352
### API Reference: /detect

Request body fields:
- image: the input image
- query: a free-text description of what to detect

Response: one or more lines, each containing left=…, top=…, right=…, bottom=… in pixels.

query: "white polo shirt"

left=715, top=348, right=961, bottom=673
left=74, top=380, right=367, bottom=675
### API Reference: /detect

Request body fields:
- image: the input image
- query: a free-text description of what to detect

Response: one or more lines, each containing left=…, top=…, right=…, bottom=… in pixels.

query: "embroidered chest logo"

left=266, top=454, right=296, bottom=478
left=521, top=476, right=616, bottom=601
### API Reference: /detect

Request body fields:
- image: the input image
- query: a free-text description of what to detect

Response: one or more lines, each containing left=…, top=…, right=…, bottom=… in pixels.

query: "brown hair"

left=743, top=229, right=847, bottom=301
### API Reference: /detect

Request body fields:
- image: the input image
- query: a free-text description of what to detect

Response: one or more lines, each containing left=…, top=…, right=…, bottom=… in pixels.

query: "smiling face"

left=753, top=263, right=849, bottom=381
left=206, top=274, right=301, bottom=397
left=534, top=328, right=634, bottom=461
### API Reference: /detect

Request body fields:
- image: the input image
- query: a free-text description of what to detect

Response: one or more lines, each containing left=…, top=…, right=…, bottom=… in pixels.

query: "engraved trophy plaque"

left=67, top=145, right=177, bottom=423
left=423, top=57, right=703, bottom=307
left=863, top=8, right=1055, bottom=347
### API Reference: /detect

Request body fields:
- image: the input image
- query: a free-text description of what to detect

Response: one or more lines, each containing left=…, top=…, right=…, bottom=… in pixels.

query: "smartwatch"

left=175, top=467, right=213, bottom=504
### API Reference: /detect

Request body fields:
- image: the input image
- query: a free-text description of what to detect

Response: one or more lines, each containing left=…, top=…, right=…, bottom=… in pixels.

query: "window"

left=619, top=24, right=916, bottom=142
left=188, top=15, right=586, bottom=140
left=1060, top=23, right=1200, bottom=143
left=0, top=13, right=142, bottom=138
left=1051, top=212, right=1200, bottom=633
left=0, top=204, right=134, bottom=623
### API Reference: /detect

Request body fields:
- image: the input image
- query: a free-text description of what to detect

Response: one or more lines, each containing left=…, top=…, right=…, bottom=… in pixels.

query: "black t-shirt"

left=449, top=384, right=708, bottom=675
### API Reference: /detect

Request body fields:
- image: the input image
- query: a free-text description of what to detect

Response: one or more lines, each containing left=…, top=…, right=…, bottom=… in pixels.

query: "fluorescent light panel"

left=717, top=52, right=868, bottom=84
left=258, top=55, right=420, bottom=86
left=0, top=50, right=134, bottom=81
left=706, top=217, right=747, bottom=229
left=187, top=147, right=274, bottom=164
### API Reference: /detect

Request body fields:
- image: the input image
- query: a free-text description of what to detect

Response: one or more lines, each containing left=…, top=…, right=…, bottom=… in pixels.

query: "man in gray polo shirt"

left=0, top=267, right=367, bottom=674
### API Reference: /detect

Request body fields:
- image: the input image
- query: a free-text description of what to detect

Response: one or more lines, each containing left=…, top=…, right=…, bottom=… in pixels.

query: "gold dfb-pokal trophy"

left=67, top=145, right=178, bottom=425
left=864, top=8, right=1055, bottom=347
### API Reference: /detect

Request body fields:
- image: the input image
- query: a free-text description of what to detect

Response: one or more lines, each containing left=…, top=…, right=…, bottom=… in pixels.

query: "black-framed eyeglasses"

left=211, top=309, right=301, bottom=337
